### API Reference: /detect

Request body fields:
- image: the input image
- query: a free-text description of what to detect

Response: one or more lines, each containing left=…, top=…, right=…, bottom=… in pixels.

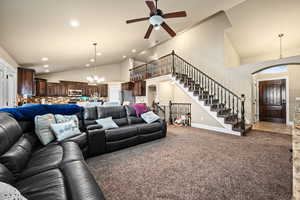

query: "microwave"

left=68, top=89, right=83, bottom=97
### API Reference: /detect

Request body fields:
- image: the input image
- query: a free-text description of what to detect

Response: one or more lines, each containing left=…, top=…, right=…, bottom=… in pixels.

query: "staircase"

left=130, top=51, right=252, bottom=136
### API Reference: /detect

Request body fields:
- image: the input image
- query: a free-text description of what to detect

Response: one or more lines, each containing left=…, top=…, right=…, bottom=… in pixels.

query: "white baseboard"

left=191, top=123, right=242, bottom=136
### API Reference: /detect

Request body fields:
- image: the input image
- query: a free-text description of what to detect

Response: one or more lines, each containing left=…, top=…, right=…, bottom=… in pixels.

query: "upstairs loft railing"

left=130, top=51, right=246, bottom=132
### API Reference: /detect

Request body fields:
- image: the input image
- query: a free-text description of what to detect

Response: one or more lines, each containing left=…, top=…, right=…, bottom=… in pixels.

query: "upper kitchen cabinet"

left=98, top=84, right=108, bottom=97
left=121, top=82, right=134, bottom=91
left=35, top=78, right=47, bottom=96
left=133, top=80, right=146, bottom=96
left=47, top=82, right=61, bottom=96
left=18, top=68, right=35, bottom=97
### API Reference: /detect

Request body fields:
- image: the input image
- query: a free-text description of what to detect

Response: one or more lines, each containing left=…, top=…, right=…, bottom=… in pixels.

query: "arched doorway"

left=252, top=64, right=300, bottom=134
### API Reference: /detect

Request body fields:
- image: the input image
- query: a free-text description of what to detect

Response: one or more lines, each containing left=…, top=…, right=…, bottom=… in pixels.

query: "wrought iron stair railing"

left=130, top=51, right=247, bottom=134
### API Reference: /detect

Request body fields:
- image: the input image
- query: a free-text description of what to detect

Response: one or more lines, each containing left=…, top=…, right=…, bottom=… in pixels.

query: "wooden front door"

left=259, top=79, right=286, bottom=123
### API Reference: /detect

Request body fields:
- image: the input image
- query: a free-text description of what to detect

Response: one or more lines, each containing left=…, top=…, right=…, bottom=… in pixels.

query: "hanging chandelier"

left=86, top=42, right=105, bottom=84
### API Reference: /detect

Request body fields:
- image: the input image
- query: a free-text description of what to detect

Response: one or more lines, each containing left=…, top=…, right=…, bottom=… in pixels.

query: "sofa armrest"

left=87, top=124, right=103, bottom=131
left=157, top=119, right=167, bottom=137
left=86, top=126, right=106, bottom=157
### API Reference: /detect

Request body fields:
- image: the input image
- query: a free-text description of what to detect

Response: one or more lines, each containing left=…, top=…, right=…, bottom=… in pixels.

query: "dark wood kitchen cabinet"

left=133, top=80, right=146, bottom=96
left=121, top=82, right=134, bottom=90
left=47, top=82, right=61, bottom=96
left=35, top=78, right=47, bottom=96
left=98, top=84, right=108, bottom=97
left=18, top=68, right=35, bottom=97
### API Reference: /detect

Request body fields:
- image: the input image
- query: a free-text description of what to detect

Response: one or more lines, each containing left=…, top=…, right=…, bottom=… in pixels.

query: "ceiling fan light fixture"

left=154, top=24, right=160, bottom=30
left=149, top=15, right=164, bottom=26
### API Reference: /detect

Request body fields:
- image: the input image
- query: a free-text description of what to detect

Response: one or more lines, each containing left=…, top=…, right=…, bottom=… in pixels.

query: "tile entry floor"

left=253, top=121, right=292, bottom=135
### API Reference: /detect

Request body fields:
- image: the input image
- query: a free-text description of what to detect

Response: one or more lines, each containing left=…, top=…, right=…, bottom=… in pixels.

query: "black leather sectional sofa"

left=0, top=105, right=167, bottom=200
left=0, top=113, right=105, bottom=200
left=84, top=105, right=167, bottom=156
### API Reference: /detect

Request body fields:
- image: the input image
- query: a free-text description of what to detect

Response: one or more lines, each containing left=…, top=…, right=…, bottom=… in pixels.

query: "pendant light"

left=278, top=33, right=284, bottom=59
left=86, top=43, right=105, bottom=84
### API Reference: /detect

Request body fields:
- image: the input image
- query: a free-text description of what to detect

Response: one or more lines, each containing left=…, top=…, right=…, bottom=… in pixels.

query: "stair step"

left=204, top=99, right=219, bottom=105
left=217, top=108, right=231, bottom=115
left=232, top=124, right=252, bottom=135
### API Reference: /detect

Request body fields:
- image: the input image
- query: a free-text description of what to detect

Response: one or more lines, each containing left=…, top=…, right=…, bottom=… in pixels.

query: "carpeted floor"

left=87, top=126, right=292, bottom=200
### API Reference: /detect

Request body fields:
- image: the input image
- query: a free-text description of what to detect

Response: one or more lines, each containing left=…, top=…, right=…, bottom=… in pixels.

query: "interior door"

left=259, top=79, right=286, bottom=123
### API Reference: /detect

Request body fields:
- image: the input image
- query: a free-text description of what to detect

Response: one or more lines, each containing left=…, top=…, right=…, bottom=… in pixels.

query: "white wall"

left=145, top=76, right=222, bottom=127
left=0, top=45, right=18, bottom=68
left=224, top=32, right=240, bottom=67
left=37, top=63, right=122, bottom=83
left=141, top=11, right=300, bottom=123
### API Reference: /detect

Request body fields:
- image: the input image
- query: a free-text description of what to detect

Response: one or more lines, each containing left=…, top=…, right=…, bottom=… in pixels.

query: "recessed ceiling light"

left=132, top=49, right=136, bottom=53
left=85, top=64, right=90, bottom=67
left=70, top=19, right=80, bottom=27
left=90, top=58, right=95, bottom=62
left=140, top=51, right=147, bottom=55
left=123, top=55, right=127, bottom=59
left=41, top=57, right=48, bottom=61
left=43, top=64, right=49, bottom=68
left=96, top=52, right=102, bottom=56
left=45, top=69, right=50, bottom=73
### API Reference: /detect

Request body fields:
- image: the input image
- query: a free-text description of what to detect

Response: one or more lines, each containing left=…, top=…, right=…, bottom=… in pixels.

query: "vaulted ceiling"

left=226, top=0, right=300, bottom=62
left=0, top=0, right=244, bottom=74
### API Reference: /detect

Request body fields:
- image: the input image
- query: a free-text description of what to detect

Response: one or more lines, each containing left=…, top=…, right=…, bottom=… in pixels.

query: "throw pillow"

left=132, top=104, right=148, bottom=116
left=55, top=114, right=79, bottom=128
left=96, top=117, right=119, bottom=130
left=50, top=121, right=81, bottom=142
left=0, top=182, right=27, bottom=200
left=34, top=114, right=56, bottom=145
left=141, top=111, right=160, bottom=124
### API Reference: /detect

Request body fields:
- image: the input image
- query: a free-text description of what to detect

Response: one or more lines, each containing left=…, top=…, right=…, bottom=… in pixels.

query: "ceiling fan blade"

left=145, top=1, right=156, bottom=13
left=163, top=11, right=187, bottom=19
left=161, top=22, right=176, bottom=37
left=126, top=17, right=150, bottom=24
left=144, top=25, right=154, bottom=39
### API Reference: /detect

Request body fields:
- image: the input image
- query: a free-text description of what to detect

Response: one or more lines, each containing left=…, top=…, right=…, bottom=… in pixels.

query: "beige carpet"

left=87, top=126, right=292, bottom=200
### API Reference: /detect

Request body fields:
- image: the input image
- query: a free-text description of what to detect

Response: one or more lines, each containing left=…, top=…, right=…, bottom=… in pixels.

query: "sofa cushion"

left=134, top=122, right=162, bottom=134
left=105, top=126, right=138, bottom=142
left=96, top=117, right=119, bottom=130
left=97, top=106, right=128, bottom=126
left=125, top=105, right=144, bottom=125
left=61, top=161, right=105, bottom=200
left=0, top=163, right=15, bottom=185
left=51, top=121, right=81, bottom=142
left=0, top=135, right=33, bottom=174
left=17, top=169, right=67, bottom=200
left=58, top=132, right=88, bottom=149
left=34, top=114, right=56, bottom=145
left=0, top=113, right=23, bottom=155
left=20, top=142, right=83, bottom=179
left=141, top=111, right=160, bottom=124
left=55, top=114, right=80, bottom=127
left=84, top=107, right=98, bottom=120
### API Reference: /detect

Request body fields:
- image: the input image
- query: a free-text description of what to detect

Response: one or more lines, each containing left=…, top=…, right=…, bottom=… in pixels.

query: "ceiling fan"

left=126, top=0, right=187, bottom=39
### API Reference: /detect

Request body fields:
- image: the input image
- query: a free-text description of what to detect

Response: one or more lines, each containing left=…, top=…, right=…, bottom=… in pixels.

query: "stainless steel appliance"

left=68, top=89, right=83, bottom=97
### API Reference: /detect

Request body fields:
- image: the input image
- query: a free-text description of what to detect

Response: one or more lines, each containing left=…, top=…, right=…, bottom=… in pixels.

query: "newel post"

left=169, top=100, right=173, bottom=124
left=241, top=94, right=246, bottom=135
left=172, top=50, right=175, bottom=75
